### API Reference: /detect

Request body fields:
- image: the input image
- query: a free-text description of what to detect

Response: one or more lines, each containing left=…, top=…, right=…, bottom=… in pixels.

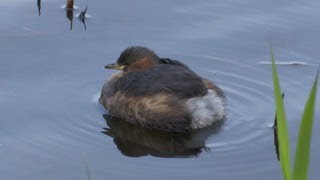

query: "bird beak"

left=104, top=63, right=125, bottom=70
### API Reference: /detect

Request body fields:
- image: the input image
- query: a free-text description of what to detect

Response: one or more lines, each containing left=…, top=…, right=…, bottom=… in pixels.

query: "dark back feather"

left=110, top=64, right=207, bottom=99
left=160, top=58, right=189, bottom=69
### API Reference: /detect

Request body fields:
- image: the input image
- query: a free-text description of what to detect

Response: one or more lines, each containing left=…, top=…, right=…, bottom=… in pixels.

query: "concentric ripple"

left=83, top=53, right=279, bottom=176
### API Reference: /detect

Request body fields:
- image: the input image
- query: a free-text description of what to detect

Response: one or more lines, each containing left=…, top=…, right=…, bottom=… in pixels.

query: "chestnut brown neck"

left=125, top=57, right=158, bottom=72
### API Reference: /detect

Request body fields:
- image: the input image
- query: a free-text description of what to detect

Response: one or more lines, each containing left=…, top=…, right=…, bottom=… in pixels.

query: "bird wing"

left=112, top=64, right=207, bottom=99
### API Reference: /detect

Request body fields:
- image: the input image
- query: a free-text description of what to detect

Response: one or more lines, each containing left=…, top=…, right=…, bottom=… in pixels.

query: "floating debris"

left=66, top=10, right=73, bottom=30
left=66, top=9, right=73, bottom=30
left=78, top=5, right=88, bottom=30
left=66, top=0, right=74, bottom=10
left=259, top=61, right=308, bottom=66
left=65, top=0, right=74, bottom=30
left=37, top=0, right=41, bottom=16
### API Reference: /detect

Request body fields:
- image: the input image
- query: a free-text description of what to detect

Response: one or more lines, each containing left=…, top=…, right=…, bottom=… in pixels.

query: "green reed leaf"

left=270, top=45, right=291, bottom=180
left=292, top=69, right=319, bottom=180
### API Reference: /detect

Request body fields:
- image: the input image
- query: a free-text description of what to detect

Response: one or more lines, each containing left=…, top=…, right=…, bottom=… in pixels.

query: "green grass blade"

left=292, top=69, right=319, bottom=180
left=270, top=45, right=291, bottom=180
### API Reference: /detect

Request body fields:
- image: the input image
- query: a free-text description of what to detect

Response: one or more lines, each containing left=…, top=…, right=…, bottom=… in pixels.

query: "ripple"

left=259, top=61, right=309, bottom=66
left=207, top=66, right=274, bottom=151
left=96, top=53, right=277, bottom=162
left=106, top=54, right=279, bottom=174
left=76, top=13, right=92, bottom=18
left=91, top=91, right=105, bottom=112
left=60, top=5, right=79, bottom=10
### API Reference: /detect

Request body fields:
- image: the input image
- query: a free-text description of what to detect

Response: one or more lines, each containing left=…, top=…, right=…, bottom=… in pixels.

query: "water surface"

left=1, top=0, right=320, bottom=179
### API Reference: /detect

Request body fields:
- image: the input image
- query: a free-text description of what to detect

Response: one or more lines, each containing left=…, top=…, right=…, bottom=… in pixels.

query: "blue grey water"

left=0, top=0, right=319, bottom=179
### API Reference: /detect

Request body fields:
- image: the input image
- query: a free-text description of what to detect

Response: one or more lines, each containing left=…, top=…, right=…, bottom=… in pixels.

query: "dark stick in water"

left=78, top=5, right=88, bottom=30
left=66, top=9, right=73, bottom=30
left=66, top=0, right=74, bottom=9
left=65, top=0, right=74, bottom=30
left=37, top=0, right=41, bottom=16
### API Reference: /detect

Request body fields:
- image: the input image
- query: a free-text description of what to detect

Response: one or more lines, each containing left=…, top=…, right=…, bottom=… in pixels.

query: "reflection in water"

left=273, top=93, right=284, bottom=161
left=66, top=0, right=74, bottom=30
left=102, top=114, right=223, bottom=158
left=273, top=112, right=280, bottom=161
left=35, top=0, right=88, bottom=30
left=78, top=5, right=88, bottom=30
left=66, top=9, right=73, bottom=30
left=37, top=0, right=41, bottom=16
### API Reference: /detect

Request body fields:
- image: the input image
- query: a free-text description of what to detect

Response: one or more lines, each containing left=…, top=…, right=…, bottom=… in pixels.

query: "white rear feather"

left=185, top=90, right=225, bottom=129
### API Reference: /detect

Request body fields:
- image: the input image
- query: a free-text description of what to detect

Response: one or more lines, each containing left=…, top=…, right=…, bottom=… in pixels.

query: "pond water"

left=1, top=0, right=320, bottom=179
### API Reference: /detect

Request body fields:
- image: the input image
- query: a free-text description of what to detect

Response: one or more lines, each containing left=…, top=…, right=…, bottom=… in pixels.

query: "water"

left=1, top=0, right=320, bottom=179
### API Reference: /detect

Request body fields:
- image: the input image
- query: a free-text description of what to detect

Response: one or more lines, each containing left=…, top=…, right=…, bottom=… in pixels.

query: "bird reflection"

left=102, top=114, right=223, bottom=158
left=37, top=0, right=41, bottom=16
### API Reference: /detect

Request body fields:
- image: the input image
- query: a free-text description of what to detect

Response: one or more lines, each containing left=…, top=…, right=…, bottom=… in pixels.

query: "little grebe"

left=99, top=46, right=225, bottom=132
